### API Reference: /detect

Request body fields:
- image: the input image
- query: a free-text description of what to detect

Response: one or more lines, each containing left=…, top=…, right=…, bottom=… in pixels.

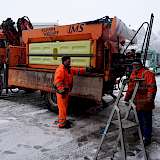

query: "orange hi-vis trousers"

left=56, top=93, right=69, bottom=127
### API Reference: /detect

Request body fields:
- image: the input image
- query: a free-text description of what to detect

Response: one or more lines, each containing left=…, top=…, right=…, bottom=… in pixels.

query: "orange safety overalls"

left=54, top=64, right=85, bottom=127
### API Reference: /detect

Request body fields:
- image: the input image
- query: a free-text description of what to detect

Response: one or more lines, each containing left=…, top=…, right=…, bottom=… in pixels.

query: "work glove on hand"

left=57, top=89, right=66, bottom=98
left=61, top=88, right=70, bottom=98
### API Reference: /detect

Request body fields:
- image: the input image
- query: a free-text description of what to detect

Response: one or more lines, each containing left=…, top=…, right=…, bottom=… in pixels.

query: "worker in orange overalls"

left=124, top=58, right=157, bottom=146
left=54, top=56, right=90, bottom=129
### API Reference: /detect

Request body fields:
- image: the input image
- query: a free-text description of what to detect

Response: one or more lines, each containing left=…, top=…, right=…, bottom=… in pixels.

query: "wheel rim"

left=10, top=88, right=20, bottom=93
left=46, top=92, right=58, bottom=111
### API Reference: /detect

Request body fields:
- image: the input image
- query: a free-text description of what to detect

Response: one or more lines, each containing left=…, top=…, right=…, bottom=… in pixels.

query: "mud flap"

left=72, top=75, right=103, bottom=103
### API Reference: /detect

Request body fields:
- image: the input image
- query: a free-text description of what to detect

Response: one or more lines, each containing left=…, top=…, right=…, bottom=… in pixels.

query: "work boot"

left=144, top=138, right=151, bottom=147
left=59, top=122, right=72, bottom=129
left=54, top=119, right=73, bottom=125
left=66, top=119, right=73, bottom=125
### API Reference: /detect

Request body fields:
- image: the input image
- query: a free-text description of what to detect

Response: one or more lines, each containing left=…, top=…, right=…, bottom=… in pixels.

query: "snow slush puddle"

left=0, top=120, right=10, bottom=124
left=22, top=109, right=48, bottom=116
left=0, top=117, right=17, bottom=125
left=147, top=142, right=160, bottom=160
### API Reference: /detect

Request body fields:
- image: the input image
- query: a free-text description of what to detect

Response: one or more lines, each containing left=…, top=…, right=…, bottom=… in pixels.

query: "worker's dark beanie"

left=132, top=59, right=142, bottom=65
left=62, top=56, right=70, bottom=63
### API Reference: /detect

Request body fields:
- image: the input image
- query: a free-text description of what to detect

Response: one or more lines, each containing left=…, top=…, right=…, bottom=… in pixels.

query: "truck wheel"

left=46, top=92, right=58, bottom=112
left=0, top=88, right=2, bottom=96
left=0, top=78, right=3, bottom=95
left=10, top=88, right=19, bottom=93
left=24, top=89, right=36, bottom=93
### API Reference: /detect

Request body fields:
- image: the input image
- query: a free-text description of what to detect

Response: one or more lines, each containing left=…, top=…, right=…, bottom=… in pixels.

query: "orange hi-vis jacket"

left=54, top=64, right=86, bottom=127
left=125, top=67, right=157, bottom=111
left=54, top=64, right=86, bottom=94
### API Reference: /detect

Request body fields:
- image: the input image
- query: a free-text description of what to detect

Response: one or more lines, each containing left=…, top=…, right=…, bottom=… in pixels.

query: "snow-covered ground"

left=0, top=76, right=159, bottom=160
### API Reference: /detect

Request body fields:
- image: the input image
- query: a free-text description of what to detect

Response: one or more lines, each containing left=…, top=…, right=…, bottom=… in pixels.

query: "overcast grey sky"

left=0, top=0, right=159, bottom=32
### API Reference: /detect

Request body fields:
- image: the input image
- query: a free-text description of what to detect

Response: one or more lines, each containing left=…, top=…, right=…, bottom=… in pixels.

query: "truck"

left=0, top=15, right=153, bottom=111
left=0, top=16, right=33, bottom=94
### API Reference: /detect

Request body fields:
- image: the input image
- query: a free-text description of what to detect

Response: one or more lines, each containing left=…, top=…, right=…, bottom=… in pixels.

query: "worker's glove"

left=86, top=66, right=96, bottom=73
left=57, top=90, right=66, bottom=98
left=56, top=89, right=65, bottom=95
left=61, top=88, right=70, bottom=98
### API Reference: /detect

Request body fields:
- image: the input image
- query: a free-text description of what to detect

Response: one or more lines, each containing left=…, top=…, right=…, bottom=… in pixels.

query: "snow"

left=0, top=76, right=159, bottom=160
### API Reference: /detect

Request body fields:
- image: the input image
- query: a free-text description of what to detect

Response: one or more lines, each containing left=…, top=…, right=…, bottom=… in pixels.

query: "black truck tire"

left=45, top=92, right=58, bottom=113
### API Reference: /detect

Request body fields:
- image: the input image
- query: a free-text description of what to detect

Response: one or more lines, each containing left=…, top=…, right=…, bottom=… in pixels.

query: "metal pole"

left=5, top=45, right=9, bottom=94
left=94, top=79, right=127, bottom=160
left=122, top=22, right=149, bottom=55
left=143, top=13, right=154, bottom=66
left=141, top=26, right=149, bottom=54
left=94, top=108, right=116, bottom=160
